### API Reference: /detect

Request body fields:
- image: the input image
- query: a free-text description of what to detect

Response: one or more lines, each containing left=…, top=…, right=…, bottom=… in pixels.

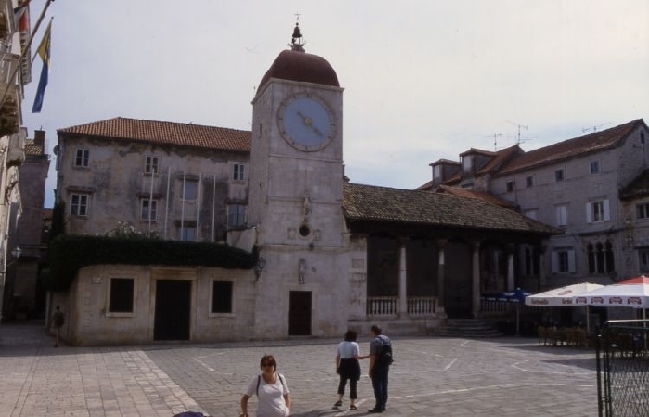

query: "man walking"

left=368, top=324, right=392, bottom=413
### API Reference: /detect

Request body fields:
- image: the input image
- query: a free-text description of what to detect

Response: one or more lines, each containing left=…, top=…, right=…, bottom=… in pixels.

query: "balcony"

left=366, top=296, right=437, bottom=318
left=0, top=54, right=20, bottom=138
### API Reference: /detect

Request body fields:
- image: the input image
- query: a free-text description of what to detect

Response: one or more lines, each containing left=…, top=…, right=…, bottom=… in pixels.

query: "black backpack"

left=377, top=336, right=394, bottom=365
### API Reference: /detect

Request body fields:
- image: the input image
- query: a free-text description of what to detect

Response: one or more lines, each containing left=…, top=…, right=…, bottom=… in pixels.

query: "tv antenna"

left=582, top=123, right=611, bottom=134
left=506, top=120, right=529, bottom=145
left=484, top=133, right=502, bottom=151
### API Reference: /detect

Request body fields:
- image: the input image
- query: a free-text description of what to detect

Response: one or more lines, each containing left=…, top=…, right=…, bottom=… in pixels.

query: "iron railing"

left=596, top=320, right=649, bottom=417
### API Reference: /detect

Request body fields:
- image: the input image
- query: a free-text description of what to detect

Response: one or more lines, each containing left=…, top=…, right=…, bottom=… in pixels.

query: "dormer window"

left=462, top=156, right=473, bottom=172
left=433, top=165, right=441, bottom=182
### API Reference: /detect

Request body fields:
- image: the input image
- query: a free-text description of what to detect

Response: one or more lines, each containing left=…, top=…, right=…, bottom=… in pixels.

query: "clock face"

left=277, top=94, right=336, bottom=151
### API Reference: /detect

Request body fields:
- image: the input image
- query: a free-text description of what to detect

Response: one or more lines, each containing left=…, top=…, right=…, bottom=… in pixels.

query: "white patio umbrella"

left=573, top=276, right=649, bottom=347
left=526, top=282, right=605, bottom=332
left=572, top=276, right=649, bottom=311
left=526, top=282, right=605, bottom=307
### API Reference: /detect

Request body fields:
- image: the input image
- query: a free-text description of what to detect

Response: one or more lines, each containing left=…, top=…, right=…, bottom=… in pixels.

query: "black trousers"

left=337, top=358, right=361, bottom=399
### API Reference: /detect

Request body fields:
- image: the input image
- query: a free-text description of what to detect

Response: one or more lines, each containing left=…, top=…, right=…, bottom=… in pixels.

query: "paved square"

left=1, top=322, right=599, bottom=416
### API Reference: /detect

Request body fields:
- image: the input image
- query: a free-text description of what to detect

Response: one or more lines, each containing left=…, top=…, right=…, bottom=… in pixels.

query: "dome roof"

left=258, top=49, right=340, bottom=92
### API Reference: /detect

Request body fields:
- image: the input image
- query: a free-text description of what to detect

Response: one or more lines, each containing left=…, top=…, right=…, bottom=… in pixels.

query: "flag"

left=32, top=20, right=51, bottom=113
left=13, top=0, right=31, bottom=28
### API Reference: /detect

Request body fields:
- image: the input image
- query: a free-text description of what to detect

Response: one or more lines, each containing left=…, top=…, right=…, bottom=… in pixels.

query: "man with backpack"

left=368, top=324, right=393, bottom=413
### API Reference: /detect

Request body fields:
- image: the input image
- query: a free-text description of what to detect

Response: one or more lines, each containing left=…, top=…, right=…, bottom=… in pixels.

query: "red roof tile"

left=58, top=117, right=251, bottom=153
left=435, top=185, right=518, bottom=209
left=497, top=119, right=646, bottom=175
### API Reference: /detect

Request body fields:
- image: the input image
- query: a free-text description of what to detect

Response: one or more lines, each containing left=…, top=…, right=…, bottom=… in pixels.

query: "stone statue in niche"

left=298, top=258, right=306, bottom=284
left=302, top=192, right=311, bottom=223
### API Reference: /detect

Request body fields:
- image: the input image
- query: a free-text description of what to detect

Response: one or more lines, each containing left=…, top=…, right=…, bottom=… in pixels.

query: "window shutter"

left=603, top=199, right=610, bottom=221
left=586, top=202, right=592, bottom=223
left=568, top=249, right=576, bottom=272
left=551, top=251, right=558, bottom=273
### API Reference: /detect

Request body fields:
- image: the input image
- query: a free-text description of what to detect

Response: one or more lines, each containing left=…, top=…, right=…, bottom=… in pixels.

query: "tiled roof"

left=343, top=182, right=559, bottom=234
left=620, top=169, right=649, bottom=200
left=439, top=145, right=522, bottom=186
left=25, top=139, right=44, bottom=156
left=434, top=185, right=518, bottom=209
left=497, top=119, right=645, bottom=175
left=58, top=117, right=251, bottom=153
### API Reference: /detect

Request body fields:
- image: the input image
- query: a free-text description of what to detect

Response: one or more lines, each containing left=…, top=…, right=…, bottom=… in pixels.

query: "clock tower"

left=247, top=22, right=349, bottom=338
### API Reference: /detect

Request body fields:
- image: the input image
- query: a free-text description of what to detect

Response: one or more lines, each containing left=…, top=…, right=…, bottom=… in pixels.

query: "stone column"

left=399, top=239, right=408, bottom=318
left=472, top=240, right=481, bottom=319
left=539, top=240, right=548, bottom=290
left=436, top=239, right=447, bottom=311
left=506, top=244, right=515, bottom=291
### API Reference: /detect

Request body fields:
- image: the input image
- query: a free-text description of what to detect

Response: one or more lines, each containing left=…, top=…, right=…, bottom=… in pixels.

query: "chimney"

left=34, top=130, right=45, bottom=148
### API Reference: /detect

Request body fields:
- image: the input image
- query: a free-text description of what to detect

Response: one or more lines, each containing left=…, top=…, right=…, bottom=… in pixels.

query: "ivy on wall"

left=42, top=234, right=258, bottom=291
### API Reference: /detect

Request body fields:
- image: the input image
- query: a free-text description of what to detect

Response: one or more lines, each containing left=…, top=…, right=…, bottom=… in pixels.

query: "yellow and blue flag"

left=32, top=20, right=51, bottom=113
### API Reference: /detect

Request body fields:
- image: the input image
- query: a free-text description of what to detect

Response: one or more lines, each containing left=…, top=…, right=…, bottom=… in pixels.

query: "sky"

left=21, top=0, right=649, bottom=208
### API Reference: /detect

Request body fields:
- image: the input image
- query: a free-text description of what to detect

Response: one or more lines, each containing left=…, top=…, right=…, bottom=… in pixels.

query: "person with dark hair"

left=50, top=305, right=65, bottom=347
left=368, top=324, right=392, bottom=413
left=240, top=354, right=291, bottom=417
left=333, top=330, right=363, bottom=410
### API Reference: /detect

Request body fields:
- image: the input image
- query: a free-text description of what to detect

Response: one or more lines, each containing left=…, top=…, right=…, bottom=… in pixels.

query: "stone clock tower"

left=247, top=22, right=349, bottom=338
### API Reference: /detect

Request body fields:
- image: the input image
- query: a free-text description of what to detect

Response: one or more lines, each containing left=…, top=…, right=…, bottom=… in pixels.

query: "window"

left=70, top=194, right=88, bottom=216
left=233, top=163, right=245, bottom=181
left=506, top=181, right=514, bottom=193
left=555, top=169, right=564, bottom=182
left=526, top=175, right=534, bottom=188
left=145, top=156, right=159, bottom=174
left=637, top=203, right=649, bottom=219
left=590, top=160, right=600, bottom=174
left=75, top=149, right=90, bottom=167
left=552, top=248, right=576, bottom=273
left=140, top=199, right=158, bottom=221
left=555, top=205, right=567, bottom=226
left=462, top=156, right=472, bottom=172
left=525, top=209, right=538, bottom=220
left=587, top=200, right=610, bottom=223
left=433, top=165, right=441, bottom=182
left=228, top=204, right=246, bottom=228
left=182, top=179, right=198, bottom=200
left=639, top=249, right=649, bottom=273
left=108, top=278, right=134, bottom=313
left=211, top=281, right=233, bottom=313
left=588, top=242, right=615, bottom=273
left=178, top=226, right=196, bottom=241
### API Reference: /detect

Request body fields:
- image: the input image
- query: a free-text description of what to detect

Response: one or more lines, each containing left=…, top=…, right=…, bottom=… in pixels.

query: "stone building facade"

left=51, top=26, right=559, bottom=345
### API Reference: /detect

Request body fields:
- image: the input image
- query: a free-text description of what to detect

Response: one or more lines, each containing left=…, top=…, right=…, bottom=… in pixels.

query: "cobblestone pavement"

left=1, top=321, right=599, bottom=416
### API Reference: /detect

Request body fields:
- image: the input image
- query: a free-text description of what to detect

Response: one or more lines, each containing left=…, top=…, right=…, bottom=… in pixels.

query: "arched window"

left=596, top=242, right=605, bottom=272
left=605, top=241, right=615, bottom=273
left=588, top=241, right=616, bottom=273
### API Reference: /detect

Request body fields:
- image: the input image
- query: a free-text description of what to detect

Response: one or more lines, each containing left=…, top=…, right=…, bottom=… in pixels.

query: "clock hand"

left=297, top=111, right=312, bottom=126
left=297, top=110, right=323, bottom=136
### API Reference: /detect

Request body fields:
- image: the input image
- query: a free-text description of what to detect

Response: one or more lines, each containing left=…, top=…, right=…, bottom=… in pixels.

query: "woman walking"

left=333, top=330, right=362, bottom=410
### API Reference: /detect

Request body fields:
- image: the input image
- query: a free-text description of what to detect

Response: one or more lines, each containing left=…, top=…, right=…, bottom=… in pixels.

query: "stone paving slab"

left=1, top=322, right=600, bottom=416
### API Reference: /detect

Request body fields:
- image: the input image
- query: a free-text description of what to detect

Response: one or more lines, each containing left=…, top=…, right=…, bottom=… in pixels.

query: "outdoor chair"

left=537, top=326, right=549, bottom=345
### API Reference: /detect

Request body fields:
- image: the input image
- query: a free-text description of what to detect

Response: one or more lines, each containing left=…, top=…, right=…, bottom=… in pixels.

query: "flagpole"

left=0, top=1, right=55, bottom=108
